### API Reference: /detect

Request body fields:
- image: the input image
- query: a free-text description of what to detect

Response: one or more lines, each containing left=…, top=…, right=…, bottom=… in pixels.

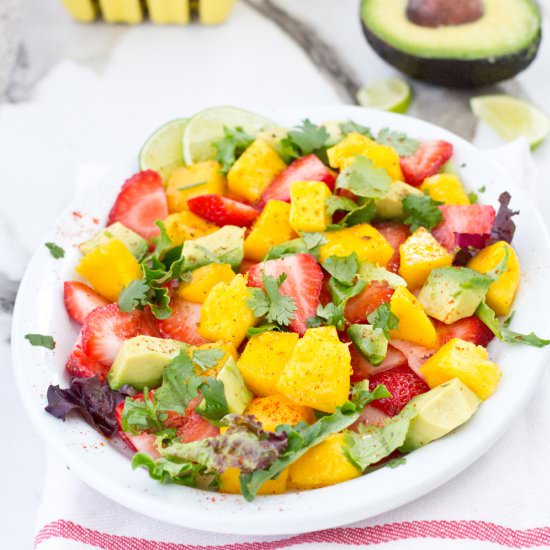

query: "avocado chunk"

left=182, top=225, right=245, bottom=271
left=108, top=336, right=188, bottom=390
left=360, top=0, right=542, bottom=88
left=400, top=378, right=481, bottom=452
left=80, top=222, right=148, bottom=260
left=347, top=324, right=388, bottom=366
left=418, top=266, right=492, bottom=324
left=359, top=262, right=407, bottom=289
left=375, top=181, right=423, bottom=220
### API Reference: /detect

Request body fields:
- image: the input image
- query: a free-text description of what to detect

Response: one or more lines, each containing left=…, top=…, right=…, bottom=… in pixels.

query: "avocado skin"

left=360, top=20, right=541, bottom=88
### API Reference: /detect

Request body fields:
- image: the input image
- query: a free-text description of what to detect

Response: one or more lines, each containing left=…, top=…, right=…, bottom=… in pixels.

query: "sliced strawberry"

left=66, top=330, right=110, bottom=381
left=107, top=170, right=168, bottom=240
left=373, top=223, right=410, bottom=273
left=390, top=339, right=436, bottom=379
left=156, top=296, right=209, bottom=345
left=175, top=398, right=219, bottom=443
left=351, top=405, right=390, bottom=431
left=344, top=281, right=394, bottom=324
left=350, top=344, right=407, bottom=382
left=247, top=253, right=323, bottom=335
left=432, top=204, right=496, bottom=251
left=188, top=194, right=259, bottom=227
left=64, top=281, right=110, bottom=324
left=82, top=303, right=159, bottom=366
left=260, top=154, right=335, bottom=205
left=435, top=316, right=494, bottom=347
left=369, top=365, right=430, bottom=417
left=400, top=140, right=453, bottom=186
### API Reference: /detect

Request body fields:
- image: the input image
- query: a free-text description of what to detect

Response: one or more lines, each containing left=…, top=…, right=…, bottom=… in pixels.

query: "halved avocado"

left=360, top=0, right=542, bottom=88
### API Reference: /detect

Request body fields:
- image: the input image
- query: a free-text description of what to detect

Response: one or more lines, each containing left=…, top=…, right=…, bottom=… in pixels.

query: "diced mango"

left=219, top=466, right=288, bottom=495
left=244, top=200, right=296, bottom=261
left=246, top=394, right=315, bottom=432
left=399, top=227, right=454, bottom=289
left=76, top=239, right=141, bottom=302
left=319, top=224, right=394, bottom=267
left=191, top=341, right=238, bottom=378
left=420, top=338, right=502, bottom=400
left=178, top=263, right=235, bottom=303
left=420, top=174, right=470, bottom=205
left=237, top=331, right=299, bottom=396
left=390, top=286, right=438, bottom=347
left=289, top=181, right=332, bottom=233
left=166, top=161, right=226, bottom=213
left=198, top=274, right=258, bottom=348
left=277, top=326, right=351, bottom=413
left=289, top=434, right=360, bottom=490
left=164, top=211, right=217, bottom=246
left=327, top=132, right=403, bottom=181
left=227, top=139, right=286, bottom=203
left=467, top=241, right=520, bottom=317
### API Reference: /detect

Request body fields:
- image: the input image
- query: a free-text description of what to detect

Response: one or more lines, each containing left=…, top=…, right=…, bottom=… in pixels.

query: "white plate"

left=12, top=105, right=550, bottom=535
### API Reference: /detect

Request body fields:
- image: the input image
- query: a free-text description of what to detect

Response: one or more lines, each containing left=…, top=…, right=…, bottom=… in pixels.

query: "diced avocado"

left=347, top=324, right=388, bottom=366
left=108, top=336, right=188, bottom=390
left=80, top=222, right=148, bottom=260
left=418, top=266, right=492, bottom=324
left=400, top=378, right=481, bottom=452
left=375, top=181, right=423, bottom=220
left=359, top=261, right=407, bottom=289
left=182, top=225, right=245, bottom=270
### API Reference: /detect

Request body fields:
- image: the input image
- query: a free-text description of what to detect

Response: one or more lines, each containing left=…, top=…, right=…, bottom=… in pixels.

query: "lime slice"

left=139, top=118, right=188, bottom=181
left=182, top=106, right=277, bottom=165
left=356, top=77, right=412, bottom=114
left=470, top=95, right=550, bottom=149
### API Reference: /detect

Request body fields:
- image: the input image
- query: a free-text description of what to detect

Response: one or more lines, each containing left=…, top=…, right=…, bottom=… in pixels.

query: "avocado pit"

left=406, top=0, right=484, bottom=28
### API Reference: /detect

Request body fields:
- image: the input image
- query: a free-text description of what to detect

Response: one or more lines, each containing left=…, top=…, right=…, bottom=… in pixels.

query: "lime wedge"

left=182, top=106, right=277, bottom=165
left=356, top=77, right=412, bottom=114
left=139, top=118, right=188, bottom=181
left=470, top=95, right=549, bottom=149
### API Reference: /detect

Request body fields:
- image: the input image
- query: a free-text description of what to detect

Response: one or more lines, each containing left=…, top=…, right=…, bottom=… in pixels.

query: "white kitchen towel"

left=35, top=142, right=550, bottom=549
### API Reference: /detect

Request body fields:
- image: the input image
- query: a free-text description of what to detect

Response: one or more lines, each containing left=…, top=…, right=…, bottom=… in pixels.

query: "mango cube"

left=327, top=132, right=403, bottom=180
left=76, top=239, right=141, bottom=302
left=390, top=286, right=438, bottom=347
left=319, top=224, right=394, bottom=266
left=198, top=274, right=258, bottom=348
left=289, top=181, right=332, bottom=233
left=420, top=338, right=502, bottom=400
left=219, top=466, right=288, bottom=495
left=246, top=394, right=314, bottom=432
left=289, top=434, right=360, bottom=490
left=178, top=263, right=235, bottom=303
left=164, top=211, right=217, bottom=246
left=276, top=326, right=351, bottom=413
left=227, top=139, right=286, bottom=203
left=237, top=331, right=299, bottom=396
left=166, top=160, right=226, bottom=213
left=244, top=200, right=296, bottom=261
left=399, top=227, right=454, bottom=289
left=420, top=174, right=470, bottom=205
left=467, top=241, right=520, bottom=316
left=191, top=341, right=238, bottom=378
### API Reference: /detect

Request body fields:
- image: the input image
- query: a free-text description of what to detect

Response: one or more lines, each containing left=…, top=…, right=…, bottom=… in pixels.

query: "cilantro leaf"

left=247, top=323, right=282, bottom=337
left=350, top=381, right=391, bottom=409
left=45, top=242, right=65, bottom=259
left=340, top=120, right=373, bottom=139
left=323, top=253, right=359, bottom=286
left=338, top=200, right=377, bottom=227
left=367, top=303, right=399, bottom=338
left=476, top=301, right=550, bottom=348
left=118, top=279, right=150, bottom=312
left=467, top=192, right=478, bottom=204
left=265, top=232, right=327, bottom=261
left=301, top=231, right=328, bottom=250
left=192, top=348, right=225, bottom=372
left=214, top=126, right=254, bottom=173
left=325, top=195, right=358, bottom=216
left=336, top=155, right=392, bottom=200
left=247, top=273, right=296, bottom=327
left=121, top=388, right=165, bottom=435
left=376, top=128, right=419, bottom=156
left=280, top=119, right=329, bottom=160
left=196, top=378, right=228, bottom=421
left=307, top=302, right=346, bottom=331
left=347, top=324, right=388, bottom=365
left=387, top=456, right=407, bottom=468
left=25, top=333, right=56, bottom=349
left=402, top=194, right=443, bottom=232
left=328, top=278, right=366, bottom=306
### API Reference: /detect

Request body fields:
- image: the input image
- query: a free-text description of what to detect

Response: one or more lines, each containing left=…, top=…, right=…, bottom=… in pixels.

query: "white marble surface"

left=1, top=0, right=550, bottom=547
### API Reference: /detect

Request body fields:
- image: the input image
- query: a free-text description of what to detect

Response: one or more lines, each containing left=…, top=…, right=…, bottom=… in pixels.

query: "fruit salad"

left=42, top=107, right=549, bottom=501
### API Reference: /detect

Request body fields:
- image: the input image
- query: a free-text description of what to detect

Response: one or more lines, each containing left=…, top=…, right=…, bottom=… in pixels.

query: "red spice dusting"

left=72, top=211, right=83, bottom=219
left=92, top=217, right=100, bottom=225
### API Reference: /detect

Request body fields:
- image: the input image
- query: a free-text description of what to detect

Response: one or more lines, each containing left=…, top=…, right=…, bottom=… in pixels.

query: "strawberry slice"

left=432, top=204, right=496, bottom=251
left=156, top=296, right=209, bottom=345
left=64, top=281, right=110, bottom=324
left=247, top=253, right=323, bottom=335
left=188, top=194, right=259, bottom=227
left=175, top=398, right=219, bottom=443
left=351, top=405, right=389, bottom=430
left=107, top=170, right=168, bottom=240
left=82, top=303, right=159, bottom=366
left=344, top=281, right=394, bottom=324
left=390, top=339, right=436, bottom=379
left=369, top=365, right=430, bottom=417
left=400, top=140, right=453, bottom=186
left=66, top=330, right=110, bottom=381
left=373, top=223, right=410, bottom=273
left=350, top=344, right=407, bottom=382
left=260, top=154, right=336, bottom=205
left=435, top=316, right=494, bottom=347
